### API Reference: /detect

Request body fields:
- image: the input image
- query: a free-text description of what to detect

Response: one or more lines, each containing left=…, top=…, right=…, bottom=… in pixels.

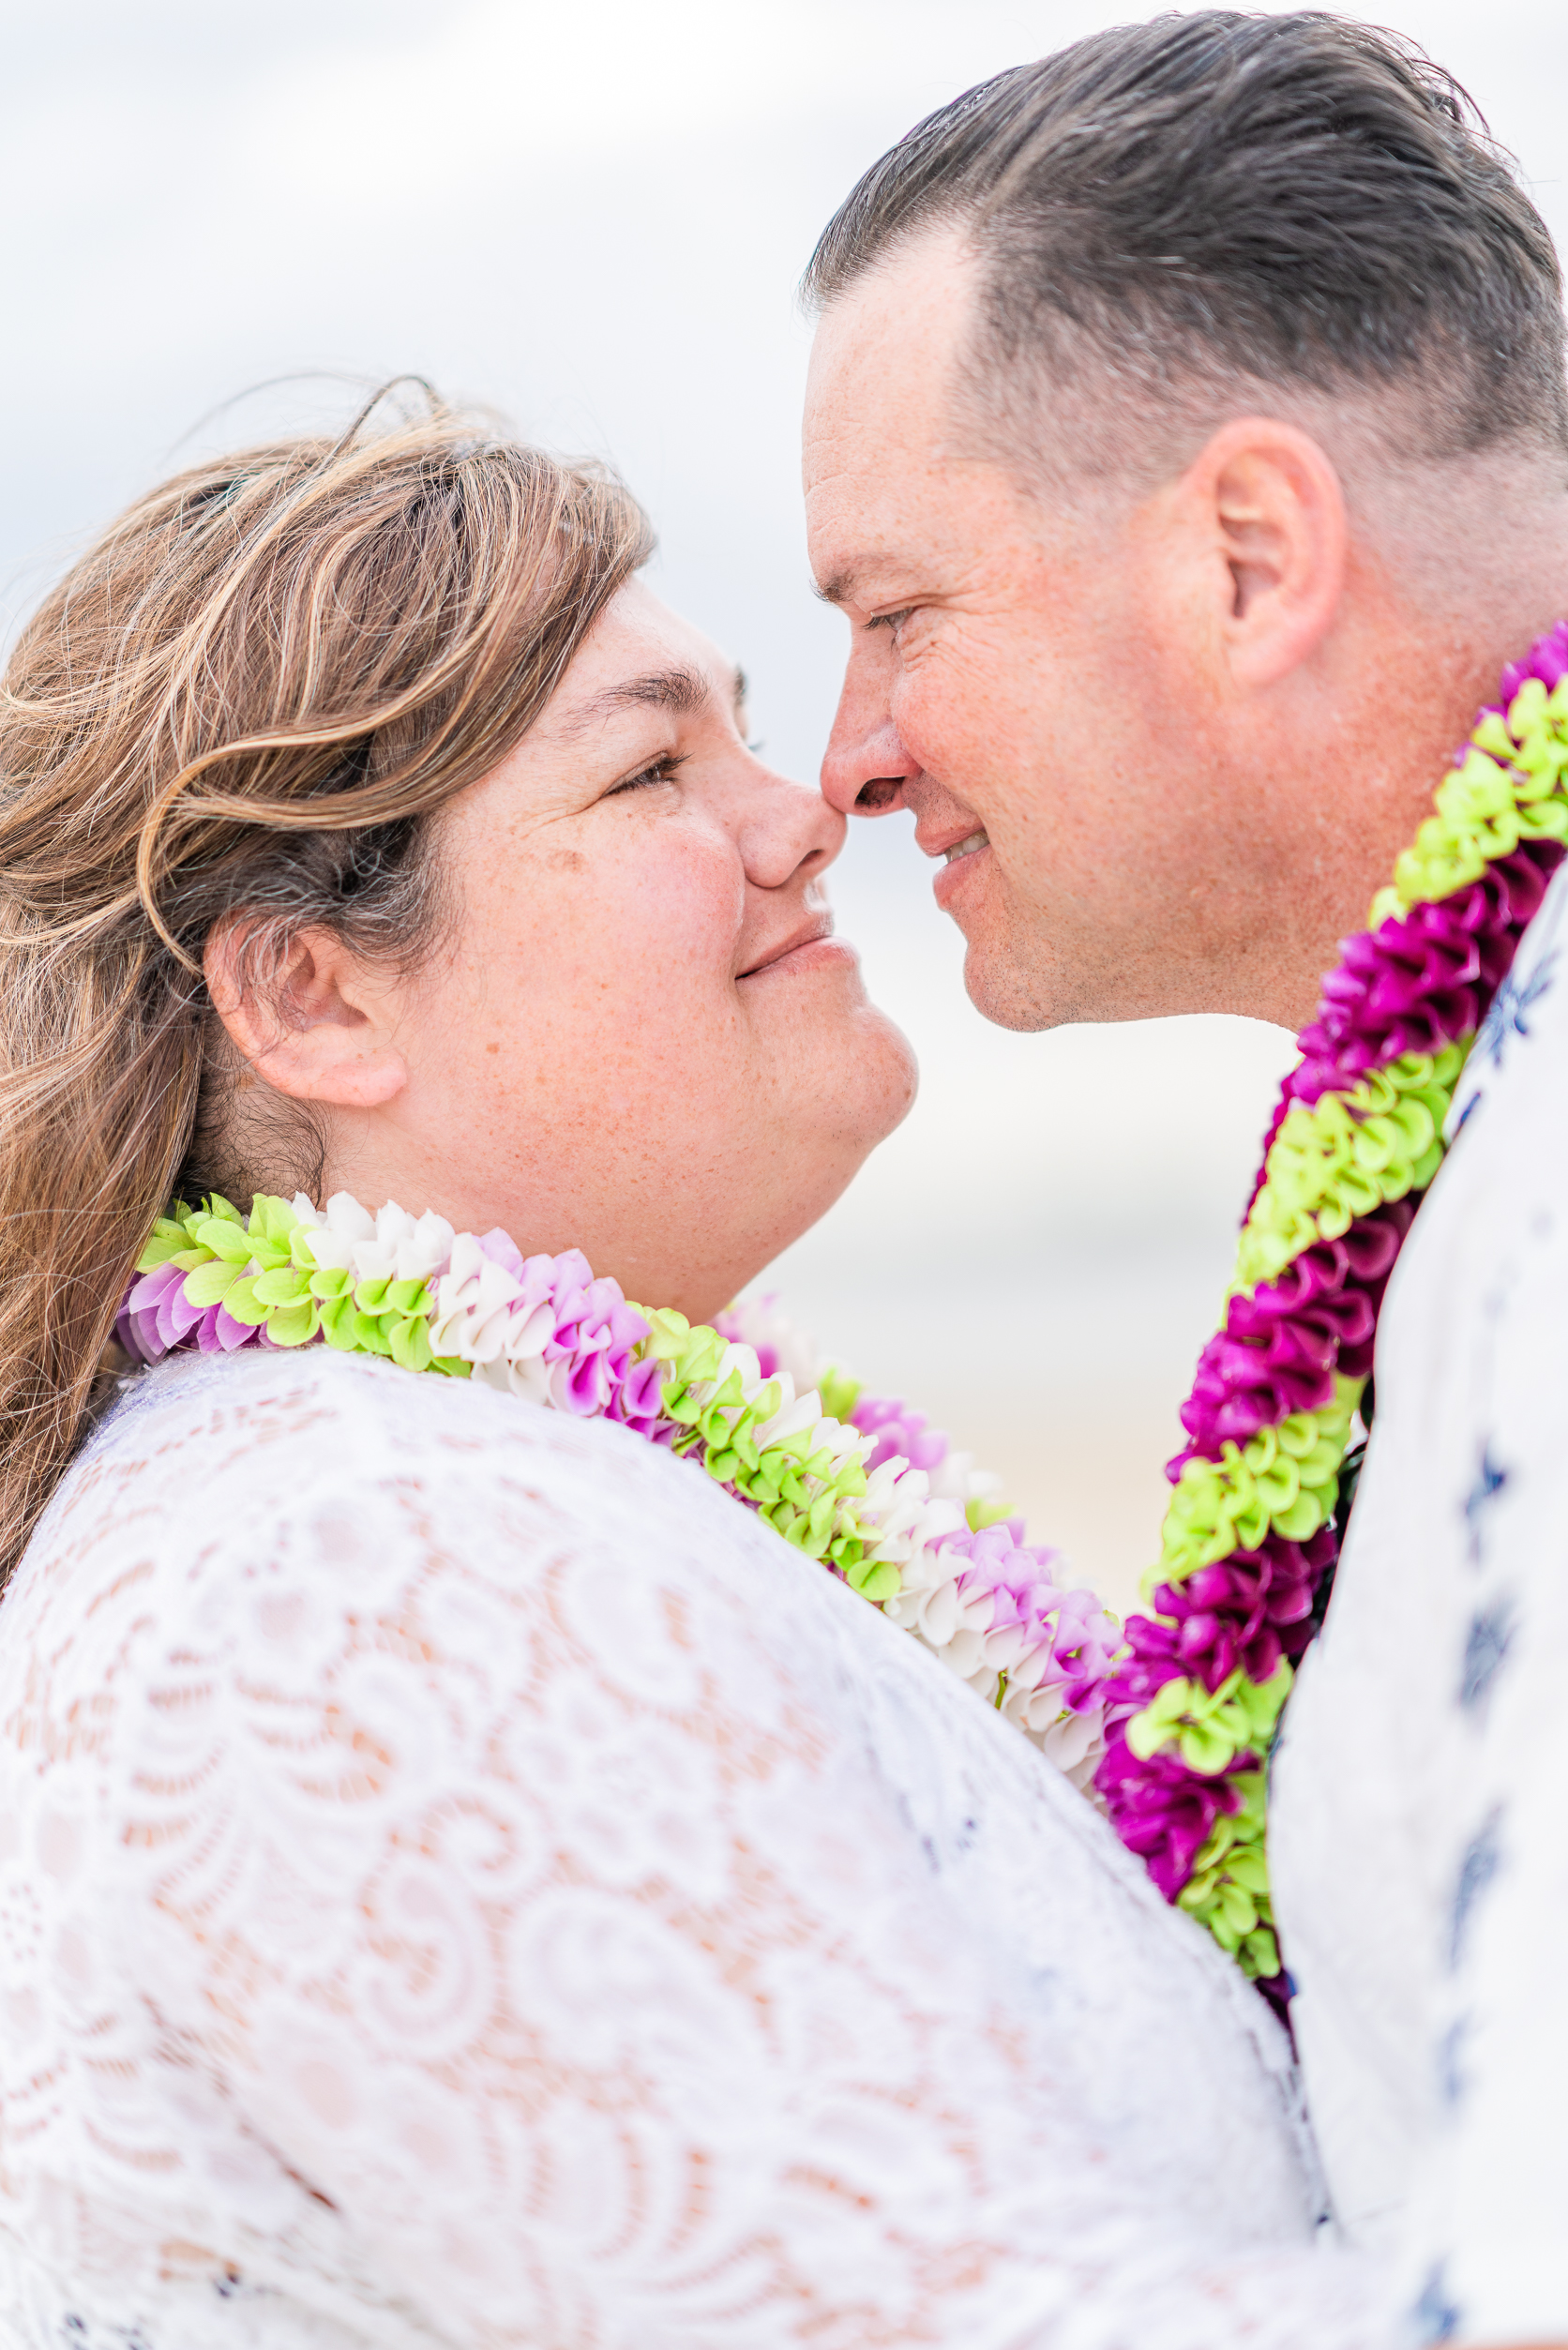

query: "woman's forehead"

left=548, top=582, right=743, bottom=733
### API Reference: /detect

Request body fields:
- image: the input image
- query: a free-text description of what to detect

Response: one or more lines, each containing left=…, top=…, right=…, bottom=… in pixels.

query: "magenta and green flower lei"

left=115, top=625, right=1568, bottom=1999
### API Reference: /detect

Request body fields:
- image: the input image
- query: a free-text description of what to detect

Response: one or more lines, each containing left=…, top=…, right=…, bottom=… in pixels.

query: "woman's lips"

left=738, top=924, right=858, bottom=982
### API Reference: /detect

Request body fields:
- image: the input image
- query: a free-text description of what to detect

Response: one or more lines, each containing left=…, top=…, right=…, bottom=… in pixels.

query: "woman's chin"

left=800, top=999, right=919, bottom=1176
left=746, top=974, right=918, bottom=1177
left=850, top=1000, right=921, bottom=1144
left=746, top=1013, right=920, bottom=1273
left=640, top=1044, right=913, bottom=1321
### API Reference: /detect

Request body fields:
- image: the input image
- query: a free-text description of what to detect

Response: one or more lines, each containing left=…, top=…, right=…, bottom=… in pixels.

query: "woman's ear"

left=204, top=920, right=408, bottom=1109
left=1158, top=415, right=1348, bottom=692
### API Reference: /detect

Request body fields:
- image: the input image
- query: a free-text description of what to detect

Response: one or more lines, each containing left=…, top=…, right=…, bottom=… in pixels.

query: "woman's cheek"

left=480, top=824, right=746, bottom=1119
left=476, top=846, right=654, bottom=1009
left=641, top=824, right=740, bottom=945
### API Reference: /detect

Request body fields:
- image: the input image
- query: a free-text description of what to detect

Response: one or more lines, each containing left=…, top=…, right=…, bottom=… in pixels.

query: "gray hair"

left=804, top=11, right=1568, bottom=471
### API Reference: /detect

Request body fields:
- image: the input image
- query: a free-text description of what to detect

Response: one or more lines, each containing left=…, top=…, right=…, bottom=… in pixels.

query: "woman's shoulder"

left=68, top=1340, right=740, bottom=1534
left=89, top=1338, right=676, bottom=1499
left=5, top=1346, right=796, bottom=1690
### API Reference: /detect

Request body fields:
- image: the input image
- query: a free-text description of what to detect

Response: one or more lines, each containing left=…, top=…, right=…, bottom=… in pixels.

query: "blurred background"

left=5, top=0, right=1563, bottom=1610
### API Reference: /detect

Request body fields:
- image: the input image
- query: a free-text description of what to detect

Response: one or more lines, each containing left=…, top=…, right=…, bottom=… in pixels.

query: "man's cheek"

left=893, top=657, right=983, bottom=783
left=915, top=625, right=1026, bottom=737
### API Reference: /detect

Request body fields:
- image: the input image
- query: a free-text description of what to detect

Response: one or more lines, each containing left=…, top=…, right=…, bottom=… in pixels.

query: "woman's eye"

left=607, top=753, right=686, bottom=798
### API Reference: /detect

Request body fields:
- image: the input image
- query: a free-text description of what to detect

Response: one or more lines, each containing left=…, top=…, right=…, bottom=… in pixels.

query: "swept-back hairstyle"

left=805, top=9, right=1568, bottom=468
left=0, top=399, right=653, bottom=1587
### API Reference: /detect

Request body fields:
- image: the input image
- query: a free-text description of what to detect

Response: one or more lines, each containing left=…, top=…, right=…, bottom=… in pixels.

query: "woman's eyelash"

left=608, top=753, right=687, bottom=797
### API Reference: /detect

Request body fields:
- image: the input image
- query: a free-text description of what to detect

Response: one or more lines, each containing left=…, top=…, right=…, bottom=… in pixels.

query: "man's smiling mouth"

left=943, top=829, right=988, bottom=864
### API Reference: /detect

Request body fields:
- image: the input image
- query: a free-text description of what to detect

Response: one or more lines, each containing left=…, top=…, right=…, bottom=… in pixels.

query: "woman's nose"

left=735, top=756, right=846, bottom=889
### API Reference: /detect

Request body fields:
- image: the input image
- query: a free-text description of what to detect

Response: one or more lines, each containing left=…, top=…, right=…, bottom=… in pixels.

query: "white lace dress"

left=0, top=1347, right=1380, bottom=2348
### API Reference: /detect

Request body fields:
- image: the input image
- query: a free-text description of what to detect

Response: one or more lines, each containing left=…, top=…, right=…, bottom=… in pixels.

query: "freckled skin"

left=804, top=228, right=1568, bottom=1032
left=213, top=584, right=916, bottom=1320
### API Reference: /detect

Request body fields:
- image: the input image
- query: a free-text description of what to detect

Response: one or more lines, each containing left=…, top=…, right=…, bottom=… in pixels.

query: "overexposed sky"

left=5, top=0, right=1562, bottom=1589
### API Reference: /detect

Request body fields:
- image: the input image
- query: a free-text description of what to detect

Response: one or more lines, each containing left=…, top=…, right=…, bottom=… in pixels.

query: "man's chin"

left=961, top=937, right=1066, bottom=1032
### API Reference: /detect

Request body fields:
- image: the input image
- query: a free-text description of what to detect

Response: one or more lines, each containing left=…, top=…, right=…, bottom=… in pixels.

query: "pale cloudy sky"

left=4, top=0, right=1562, bottom=1600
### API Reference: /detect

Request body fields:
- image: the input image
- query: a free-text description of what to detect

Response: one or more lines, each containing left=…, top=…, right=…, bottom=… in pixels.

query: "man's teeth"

left=943, top=830, right=988, bottom=865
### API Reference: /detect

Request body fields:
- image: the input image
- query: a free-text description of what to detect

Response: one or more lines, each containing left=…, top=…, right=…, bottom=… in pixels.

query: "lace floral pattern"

left=0, top=1349, right=1383, bottom=2346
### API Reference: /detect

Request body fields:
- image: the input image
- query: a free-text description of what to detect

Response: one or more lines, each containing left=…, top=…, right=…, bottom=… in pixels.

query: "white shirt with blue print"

left=1272, top=856, right=1568, bottom=2346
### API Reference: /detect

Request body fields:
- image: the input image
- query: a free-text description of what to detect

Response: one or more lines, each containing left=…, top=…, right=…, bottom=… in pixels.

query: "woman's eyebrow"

left=562, top=663, right=712, bottom=736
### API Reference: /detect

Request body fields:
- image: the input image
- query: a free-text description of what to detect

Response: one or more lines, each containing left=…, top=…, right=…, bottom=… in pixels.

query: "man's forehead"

left=807, top=322, right=951, bottom=463
left=807, top=229, right=977, bottom=410
left=804, top=435, right=930, bottom=595
left=803, top=266, right=987, bottom=590
left=811, top=222, right=978, bottom=350
left=805, top=419, right=1002, bottom=602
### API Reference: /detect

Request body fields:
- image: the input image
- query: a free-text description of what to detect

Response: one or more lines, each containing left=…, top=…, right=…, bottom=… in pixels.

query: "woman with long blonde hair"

left=0, top=401, right=1368, bottom=2346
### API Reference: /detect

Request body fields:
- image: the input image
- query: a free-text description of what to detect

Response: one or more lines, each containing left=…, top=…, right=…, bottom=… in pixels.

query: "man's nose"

left=820, top=656, right=923, bottom=817
left=821, top=717, right=920, bottom=816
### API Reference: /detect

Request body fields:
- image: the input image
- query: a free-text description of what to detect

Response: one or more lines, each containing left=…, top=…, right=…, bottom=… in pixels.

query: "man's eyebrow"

left=814, top=552, right=926, bottom=612
left=813, top=569, right=860, bottom=610
left=559, top=662, right=712, bottom=736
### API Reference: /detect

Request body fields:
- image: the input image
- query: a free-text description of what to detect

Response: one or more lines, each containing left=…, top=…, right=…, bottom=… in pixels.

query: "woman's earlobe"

left=257, top=1028, right=410, bottom=1108
left=203, top=920, right=409, bottom=1109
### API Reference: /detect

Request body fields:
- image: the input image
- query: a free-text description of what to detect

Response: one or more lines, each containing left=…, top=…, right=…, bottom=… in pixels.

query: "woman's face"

left=285, top=583, right=916, bottom=1319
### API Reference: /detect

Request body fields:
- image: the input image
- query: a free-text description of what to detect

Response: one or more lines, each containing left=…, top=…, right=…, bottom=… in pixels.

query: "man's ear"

left=1169, top=416, right=1348, bottom=691
left=204, top=920, right=408, bottom=1109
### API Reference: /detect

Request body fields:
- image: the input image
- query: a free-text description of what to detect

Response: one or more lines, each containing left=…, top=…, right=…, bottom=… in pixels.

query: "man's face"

left=803, top=231, right=1252, bottom=1031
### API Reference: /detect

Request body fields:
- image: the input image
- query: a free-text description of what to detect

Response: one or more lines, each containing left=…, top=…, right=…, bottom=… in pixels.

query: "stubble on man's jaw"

left=949, top=840, right=1334, bottom=1033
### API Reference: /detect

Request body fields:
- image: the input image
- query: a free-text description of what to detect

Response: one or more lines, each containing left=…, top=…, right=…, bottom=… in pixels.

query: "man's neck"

left=1268, top=481, right=1568, bottom=1029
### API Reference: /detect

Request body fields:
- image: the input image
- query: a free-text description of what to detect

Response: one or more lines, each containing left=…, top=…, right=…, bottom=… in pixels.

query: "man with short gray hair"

left=805, top=14, right=1568, bottom=2345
